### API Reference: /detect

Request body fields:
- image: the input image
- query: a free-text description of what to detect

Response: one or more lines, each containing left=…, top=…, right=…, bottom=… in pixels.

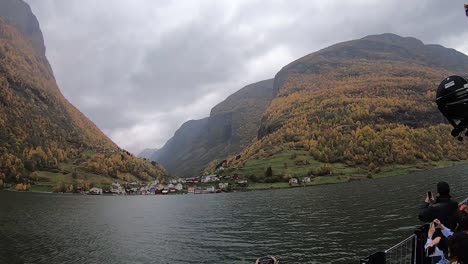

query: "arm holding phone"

left=419, top=192, right=436, bottom=222
left=434, top=219, right=454, bottom=238
left=425, top=223, right=443, bottom=257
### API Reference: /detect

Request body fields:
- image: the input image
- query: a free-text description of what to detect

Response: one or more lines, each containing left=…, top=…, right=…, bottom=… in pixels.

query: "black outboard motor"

left=436, top=75, right=468, bottom=140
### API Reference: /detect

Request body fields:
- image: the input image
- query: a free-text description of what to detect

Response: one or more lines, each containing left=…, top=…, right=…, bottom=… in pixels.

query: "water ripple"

left=1, top=164, right=467, bottom=263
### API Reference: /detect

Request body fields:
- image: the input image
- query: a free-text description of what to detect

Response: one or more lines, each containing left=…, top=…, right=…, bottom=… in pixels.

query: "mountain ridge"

left=273, top=33, right=468, bottom=95
left=151, top=79, right=274, bottom=177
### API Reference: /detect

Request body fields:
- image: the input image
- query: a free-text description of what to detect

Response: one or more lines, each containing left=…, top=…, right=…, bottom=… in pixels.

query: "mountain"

left=217, top=34, right=468, bottom=182
left=0, top=0, right=45, bottom=58
left=152, top=79, right=274, bottom=177
left=138, top=148, right=159, bottom=160
left=0, top=0, right=168, bottom=191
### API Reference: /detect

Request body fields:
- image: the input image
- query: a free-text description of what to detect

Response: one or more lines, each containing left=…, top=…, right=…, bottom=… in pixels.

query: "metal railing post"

left=360, top=251, right=386, bottom=264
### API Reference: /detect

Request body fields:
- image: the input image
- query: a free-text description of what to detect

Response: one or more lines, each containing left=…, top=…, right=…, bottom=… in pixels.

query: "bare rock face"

left=152, top=79, right=274, bottom=177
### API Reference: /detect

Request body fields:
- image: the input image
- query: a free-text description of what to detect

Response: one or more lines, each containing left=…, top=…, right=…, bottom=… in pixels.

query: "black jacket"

left=419, top=196, right=458, bottom=230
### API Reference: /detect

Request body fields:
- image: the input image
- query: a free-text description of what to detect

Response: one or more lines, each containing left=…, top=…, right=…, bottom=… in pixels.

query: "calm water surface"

left=1, top=165, right=468, bottom=264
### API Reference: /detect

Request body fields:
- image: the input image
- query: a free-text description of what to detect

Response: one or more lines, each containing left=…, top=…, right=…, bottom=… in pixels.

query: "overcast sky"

left=26, top=0, right=468, bottom=154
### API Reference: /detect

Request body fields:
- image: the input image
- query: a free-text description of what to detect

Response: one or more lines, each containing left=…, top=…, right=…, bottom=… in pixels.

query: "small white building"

left=175, top=183, right=183, bottom=191
left=111, top=182, right=125, bottom=195
left=219, top=182, right=229, bottom=189
left=302, top=177, right=311, bottom=183
left=289, top=178, right=298, bottom=185
left=206, top=186, right=215, bottom=193
left=89, top=187, right=103, bottom=195
left=201, top=175, right=220, bottom=183
left=168, top=183, right=175, bottom=189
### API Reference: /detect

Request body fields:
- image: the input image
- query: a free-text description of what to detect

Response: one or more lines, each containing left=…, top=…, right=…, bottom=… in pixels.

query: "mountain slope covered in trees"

left=151, top=79, right=274, bottom=177
left=211, top=34, right=468, bottom=183
left=0, top=0, right=168, bottom=191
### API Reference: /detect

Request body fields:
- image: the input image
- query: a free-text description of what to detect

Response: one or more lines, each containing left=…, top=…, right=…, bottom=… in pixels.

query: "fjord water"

left=1, top=165, right=468, bottom=264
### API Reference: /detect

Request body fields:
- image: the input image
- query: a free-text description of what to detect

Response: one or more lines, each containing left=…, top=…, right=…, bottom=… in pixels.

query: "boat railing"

left=360, top=197, right=468, bottom=264
left=360, top=231, right=422, bottom=264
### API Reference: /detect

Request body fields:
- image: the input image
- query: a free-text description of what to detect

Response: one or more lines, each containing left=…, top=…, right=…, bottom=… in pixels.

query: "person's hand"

left=428, top=222, right=436, bottom=238
left=430, top=237, right=441, bottom=247
left=425, top=194, right=434, bottom=204
left=434, top=219, right=446, bottom=230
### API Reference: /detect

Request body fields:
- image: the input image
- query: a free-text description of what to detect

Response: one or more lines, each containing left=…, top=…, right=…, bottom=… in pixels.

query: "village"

left=85, top=174, right=313, bottom=195
left=86, top=174, right=241, bottom=195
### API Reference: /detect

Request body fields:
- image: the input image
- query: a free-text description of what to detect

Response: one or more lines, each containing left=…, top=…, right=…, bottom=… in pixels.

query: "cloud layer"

left=26, top=0, right=468, bottom=153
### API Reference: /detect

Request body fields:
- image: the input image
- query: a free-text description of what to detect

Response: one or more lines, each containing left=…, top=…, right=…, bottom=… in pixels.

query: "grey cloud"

left=25, top=0, right=468, bottom=153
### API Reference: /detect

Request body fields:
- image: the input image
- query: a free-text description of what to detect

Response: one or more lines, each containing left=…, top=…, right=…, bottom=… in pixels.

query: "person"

left=459, top=203, right=468, bottom=213
left=255, top=256, right=278, bottom=264
left=447, top=232, right=468, bottom=264
left=419, top=182, right=459, bottom=230
left=425, top=222, right=450, bottom=264
left=434, top=211, right=468, bottom=238
left=427, top=213, right=468, bottom=264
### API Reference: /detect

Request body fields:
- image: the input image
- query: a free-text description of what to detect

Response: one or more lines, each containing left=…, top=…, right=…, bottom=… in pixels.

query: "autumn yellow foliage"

left=0, top=18, right=168, bottom=184
left=227, top=59, right=467, bottom=171
left=15, top=183, right=30, bottom=191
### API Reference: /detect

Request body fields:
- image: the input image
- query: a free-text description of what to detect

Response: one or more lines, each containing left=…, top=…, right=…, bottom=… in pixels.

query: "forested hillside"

left=215, top=34, right=468, bottom=183
left=0, top=0, right=168, bottom=191
left=152, top=79, right=274, bottom=177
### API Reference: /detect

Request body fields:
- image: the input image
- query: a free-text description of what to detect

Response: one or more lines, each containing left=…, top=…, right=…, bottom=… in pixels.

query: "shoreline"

left=245, top=160, right=468, bottom=191
left=3, top=160, right=468, bottom=195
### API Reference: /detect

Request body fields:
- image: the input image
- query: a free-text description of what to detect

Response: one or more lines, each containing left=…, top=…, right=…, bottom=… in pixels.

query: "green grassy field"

left=28, top=169, right=116, bottom=192
left=237, top=149, right=468, bottom=191
left=21, top=151, right=150, bottom=193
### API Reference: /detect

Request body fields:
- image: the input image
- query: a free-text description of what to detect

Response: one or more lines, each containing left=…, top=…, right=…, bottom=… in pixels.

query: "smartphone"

left=427, top=191, right=432, bottom=199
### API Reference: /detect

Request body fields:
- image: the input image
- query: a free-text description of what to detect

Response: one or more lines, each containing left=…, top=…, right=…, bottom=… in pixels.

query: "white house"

left=201, top=175, right=220, bottom=183
left=175, top=183, right=183, bottom=191
left=289, top=178, right=298, bottom=185
left=168, top=183, right=175, bottom=189
left=219, top=182, right=229, bottom=189
left=302, top=177, right=311, bottom=183
left=89, top=187, right=103, bottom=195
left=111, top=182, right=125, bottom=195
left=206, top=186, right=215, bottom=193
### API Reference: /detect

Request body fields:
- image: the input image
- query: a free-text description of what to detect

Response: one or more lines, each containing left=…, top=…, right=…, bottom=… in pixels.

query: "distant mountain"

left=0, top=0, right=168, bottom=191
left=138, top=148, right=159, bottom=160
left=272, top=33, right=468, bottom=95
left=222, top=33, right=468, bottom=182
left=152, top=79, right=274, bottom=177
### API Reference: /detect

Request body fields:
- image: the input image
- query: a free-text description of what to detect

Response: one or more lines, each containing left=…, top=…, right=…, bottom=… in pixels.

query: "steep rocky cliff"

left=152, top=79, right=274, bottom=177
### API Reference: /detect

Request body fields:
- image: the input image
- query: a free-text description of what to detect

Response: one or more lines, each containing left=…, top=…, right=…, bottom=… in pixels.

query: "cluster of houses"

left=86, top=176, right=233, bottom=195
left=84, top=175, right=312, bottom=195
